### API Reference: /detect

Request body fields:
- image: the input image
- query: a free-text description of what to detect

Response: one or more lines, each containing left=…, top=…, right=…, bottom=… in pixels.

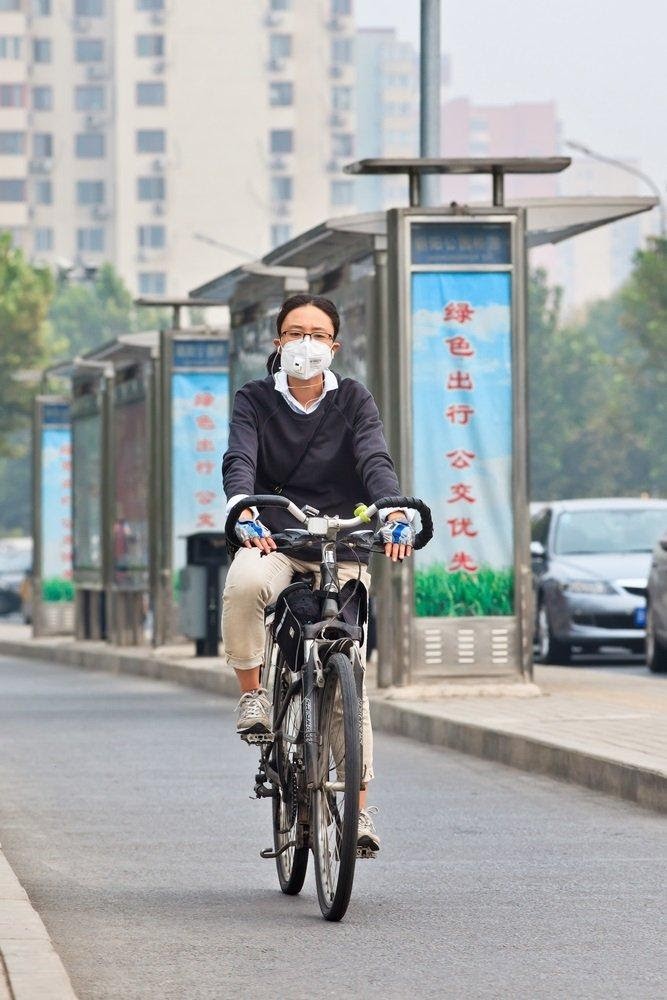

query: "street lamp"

left=565, top=140, right=666, bottom=237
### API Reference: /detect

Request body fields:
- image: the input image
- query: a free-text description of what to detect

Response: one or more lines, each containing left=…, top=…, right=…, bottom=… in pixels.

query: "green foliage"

left=0, top=232, right=53, bottom=457
left=527, top=241, right=666, bottom=501
left=415, top=564, right=514, bottom=618
left=42, top=577, right=75, bottom=602
left=48, top=262, right=134, bottom=356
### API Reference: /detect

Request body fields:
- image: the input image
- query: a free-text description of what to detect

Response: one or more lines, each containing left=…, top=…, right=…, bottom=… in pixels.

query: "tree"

left=48, top=262, right=174, bottom=357
left=0, top=232, right=53, bottom=458
left=616, top=237, right=667, bottom=494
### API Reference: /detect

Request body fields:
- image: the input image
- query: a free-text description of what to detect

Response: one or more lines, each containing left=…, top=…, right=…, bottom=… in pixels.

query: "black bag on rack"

left=273, top=580, right=321, bottom=669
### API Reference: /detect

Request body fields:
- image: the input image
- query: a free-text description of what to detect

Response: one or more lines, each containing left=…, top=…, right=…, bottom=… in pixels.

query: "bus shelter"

left=193, top=158, right=656, bottom=687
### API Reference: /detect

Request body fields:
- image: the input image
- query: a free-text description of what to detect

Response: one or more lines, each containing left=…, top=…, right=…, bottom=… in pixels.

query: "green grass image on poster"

left=415, top=564, right=514, bottom=618
left=42, top=577, right=75, bottom=603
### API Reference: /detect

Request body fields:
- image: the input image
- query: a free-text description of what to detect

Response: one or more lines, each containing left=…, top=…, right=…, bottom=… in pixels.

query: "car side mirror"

left=530, top=540, right=546, bottom=560
left=659, top=534, right=667, bottom=553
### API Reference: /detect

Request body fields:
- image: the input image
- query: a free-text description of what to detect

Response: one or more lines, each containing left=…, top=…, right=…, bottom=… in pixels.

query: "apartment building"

left=354, top=27, right=420, bottom=211
left=0, top=0, right=356, bottom=296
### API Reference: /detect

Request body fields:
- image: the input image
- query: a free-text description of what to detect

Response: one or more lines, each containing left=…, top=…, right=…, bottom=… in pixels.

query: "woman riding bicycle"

left=222, top=293, right=415, bottom=853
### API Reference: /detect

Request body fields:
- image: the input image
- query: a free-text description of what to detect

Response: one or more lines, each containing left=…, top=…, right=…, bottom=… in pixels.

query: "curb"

left=0, top=846, right=78, bottom=1000
left=0, top=638, right=665, bottom=814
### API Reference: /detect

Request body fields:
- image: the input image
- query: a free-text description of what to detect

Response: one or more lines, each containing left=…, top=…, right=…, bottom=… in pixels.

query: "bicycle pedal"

left=356, top=847, right=377, bottom=860
left=240, top=732, right=274, bottom=745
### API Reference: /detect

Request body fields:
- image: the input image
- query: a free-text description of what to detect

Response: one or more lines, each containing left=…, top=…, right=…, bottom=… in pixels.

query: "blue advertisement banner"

left=41, top=423, right=73, bottom=600
left=412, top=271, right=514, bottom=617
left=171, top=370, right=229, bottom=582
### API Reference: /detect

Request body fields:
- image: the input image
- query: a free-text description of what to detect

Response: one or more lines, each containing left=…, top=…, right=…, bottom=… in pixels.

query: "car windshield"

left=554, top=509, right=667, bottom=555
left=0, top=541, right=32, bottom=574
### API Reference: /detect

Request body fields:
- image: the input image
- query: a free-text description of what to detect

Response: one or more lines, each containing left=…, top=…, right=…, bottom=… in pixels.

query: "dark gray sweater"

left=222, top=375, right=401, bottom=559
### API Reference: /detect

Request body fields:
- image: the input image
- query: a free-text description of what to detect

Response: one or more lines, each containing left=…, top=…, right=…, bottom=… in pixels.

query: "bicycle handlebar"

left=224, top=494, right=434, bottom=555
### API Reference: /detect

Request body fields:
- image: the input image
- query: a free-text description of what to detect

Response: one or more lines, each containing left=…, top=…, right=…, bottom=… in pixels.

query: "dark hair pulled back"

left=266, top=294, right=340, bottom=374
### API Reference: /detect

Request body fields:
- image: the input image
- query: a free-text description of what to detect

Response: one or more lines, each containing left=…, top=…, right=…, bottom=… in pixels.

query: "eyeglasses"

left=280, top=328, right=335, bottom=345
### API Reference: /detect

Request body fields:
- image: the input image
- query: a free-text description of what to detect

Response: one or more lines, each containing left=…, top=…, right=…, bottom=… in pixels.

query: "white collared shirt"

left=273, top=368, right=339, bottom=414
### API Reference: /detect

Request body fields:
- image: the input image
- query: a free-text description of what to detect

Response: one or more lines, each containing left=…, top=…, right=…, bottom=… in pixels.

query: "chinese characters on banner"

left=40, top=404, right=73, bottom=596
left=411, top=264, right=514, bottom=617
left=171, top=341, right=229, bottom=587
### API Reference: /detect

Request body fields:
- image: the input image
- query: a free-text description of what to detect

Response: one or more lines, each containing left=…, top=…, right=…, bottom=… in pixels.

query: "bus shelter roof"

left=189, top=196, right=657, bottom=304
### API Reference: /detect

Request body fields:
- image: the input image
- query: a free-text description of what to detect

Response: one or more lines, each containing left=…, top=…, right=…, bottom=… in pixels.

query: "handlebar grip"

left=372, top=496, right=434, bottom=551
left=224, top=494, right=292, bottom=554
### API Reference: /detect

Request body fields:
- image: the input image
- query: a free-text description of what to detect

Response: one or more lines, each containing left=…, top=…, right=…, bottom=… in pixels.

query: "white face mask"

left=279, top=337, right=334, bottom=381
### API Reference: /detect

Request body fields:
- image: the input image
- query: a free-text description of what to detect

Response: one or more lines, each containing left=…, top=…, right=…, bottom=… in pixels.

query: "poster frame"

left=386, top=207, right=531, bottom=682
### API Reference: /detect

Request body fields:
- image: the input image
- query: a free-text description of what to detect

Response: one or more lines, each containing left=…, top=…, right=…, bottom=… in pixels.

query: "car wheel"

left=536, top=601, right=572, bottom=665
left=646, top=604, right=667, bottom=674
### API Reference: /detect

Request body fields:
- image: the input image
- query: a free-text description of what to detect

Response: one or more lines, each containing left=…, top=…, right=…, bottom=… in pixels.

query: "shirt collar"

left=274, top=369, right=338, bottom=408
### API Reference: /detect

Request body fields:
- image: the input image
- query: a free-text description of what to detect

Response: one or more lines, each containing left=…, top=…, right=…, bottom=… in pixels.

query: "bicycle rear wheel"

left=312, top=652, right=361, bottom=921
left=272, top=660, right=309, bottom=894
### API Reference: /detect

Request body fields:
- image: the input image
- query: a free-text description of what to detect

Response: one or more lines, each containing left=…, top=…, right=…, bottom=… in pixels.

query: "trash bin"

left=180, top=532, right=228, bottom=657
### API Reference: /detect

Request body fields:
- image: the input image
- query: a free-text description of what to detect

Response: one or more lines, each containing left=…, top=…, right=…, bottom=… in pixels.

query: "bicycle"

left=225, top=493, right=433, bottom=921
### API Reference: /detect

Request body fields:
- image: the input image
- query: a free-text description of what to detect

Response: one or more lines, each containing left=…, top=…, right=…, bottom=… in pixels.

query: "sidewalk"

left=0, top=845, right=77, bottom=1000
left=0, top=623, right=665, bottom=813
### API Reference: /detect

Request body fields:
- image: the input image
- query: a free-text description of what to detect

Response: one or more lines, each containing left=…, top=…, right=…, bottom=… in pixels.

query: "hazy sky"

left=356, top=0, right=666, bottom=196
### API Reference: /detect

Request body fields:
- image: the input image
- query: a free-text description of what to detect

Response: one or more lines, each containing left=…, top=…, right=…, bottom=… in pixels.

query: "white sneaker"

left=357, top=806, right=380, bottom=852
left=236, top=688, right=271, bottom=735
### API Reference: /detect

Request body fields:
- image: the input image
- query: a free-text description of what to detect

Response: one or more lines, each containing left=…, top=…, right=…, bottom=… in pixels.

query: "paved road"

left=0, top=655, right=664, bottom=1000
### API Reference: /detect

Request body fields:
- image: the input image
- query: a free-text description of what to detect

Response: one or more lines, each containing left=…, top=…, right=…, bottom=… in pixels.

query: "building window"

left=1, top=85, right=25, bottom=108
left=331, top=37, right=353, bottom=64
left=270, top=223, right=291, bottom=246
left=137, top=224, right=165, bottom=249
left=0, top=179, right=25, bottom=201
left=136, top=81, right=165, bottom=106
left=0, top=36, right=22, bottom=59
left=269, top=129, right=293, bottom=154
left=77, top=227, right=105, bottom=252
left=33, top=1, right=52, bottom=14
left=331, top=0, right=351, bottom=14
left=270, top=34, right=292, bottom=59
left=271, top=176, right=293, bottom=202
left=34, top=227, right=53, bottom=252
left=35, top=179, right=52, bottom=204
left=136, top=34, right=164, bottom=57
left=33, top=132, right=53, bottom=158
left=332, top=133, right=353, bottom=158
left=136, top=0, right=164, bottom=9
left=31, top=86, right=52, bottom=110
left=332, top=85, right=352, bottom=111
left=136, top=128, right=165, bottom=153
left=331, top=180, right=354, bottom=206
left=138, top=272, right=166, bottom=294
left=75, top=132, right=105, bottom=157
left=33, top=39, right=52, bottom=63
left=75, top=38, right=104, bottom=62
left=137, top=176, right=165, bottom=200
left=75, top=86, right=105, bottom=111
left=76, top=180, right=105, bottom=205
left=269, top=81, right=293, bottom=106
left=75, top=0, right=104, bottom=15
left=270, top=0, right=291, bottom=9
left=0, top=131, right=25, bottom=154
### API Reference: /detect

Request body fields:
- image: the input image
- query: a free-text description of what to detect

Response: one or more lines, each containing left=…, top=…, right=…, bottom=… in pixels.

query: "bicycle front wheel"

left=272, top=659, right=309, bottom=895
left=312, top=652, right=361, bottom=921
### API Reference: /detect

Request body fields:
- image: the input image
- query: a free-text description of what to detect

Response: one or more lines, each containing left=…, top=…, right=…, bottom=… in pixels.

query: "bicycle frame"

left=257, top=534, right=366, bottom=804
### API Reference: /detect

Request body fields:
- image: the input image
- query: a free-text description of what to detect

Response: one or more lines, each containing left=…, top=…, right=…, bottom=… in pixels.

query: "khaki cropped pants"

left=222, top=547, right=374, bottom=782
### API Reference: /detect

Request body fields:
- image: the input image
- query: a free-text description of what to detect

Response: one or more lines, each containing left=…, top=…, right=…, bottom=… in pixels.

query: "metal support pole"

left=492, top=167, right=505, bottom=206
left=408, top=171, right=422, bottom=207
left=102, top=371, right=116, bottom=643
left=420, top=0, right=441, bottom=206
